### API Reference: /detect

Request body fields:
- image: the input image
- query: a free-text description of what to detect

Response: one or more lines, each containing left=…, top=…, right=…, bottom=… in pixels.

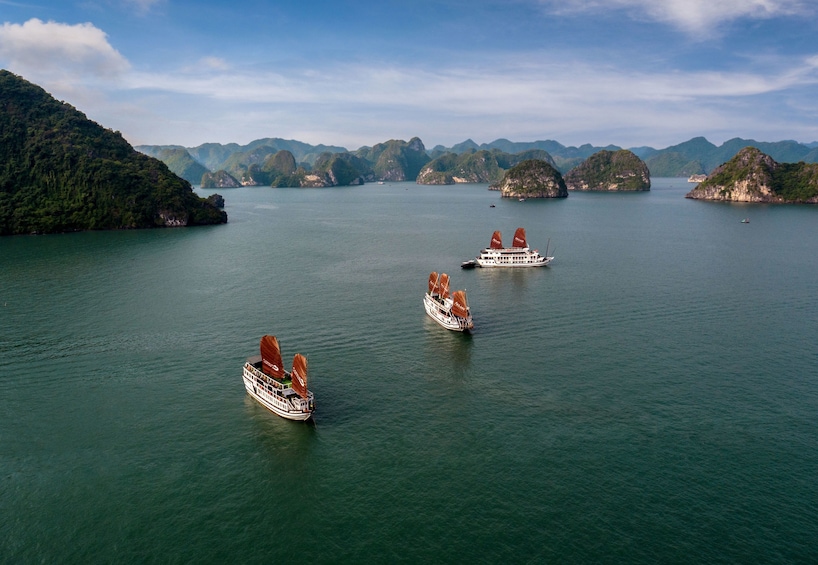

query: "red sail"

left=490, top=230, right=503, bottom=249
left=512, top=227, right=527, bottom=248
left=451, top=290, right=469, bottom=318
left=428, top=272, right=439, bottom=295
left=438, top=273, right=451, bottom=299
left=291, top=354, right=308, bottom=399
left=260, top=335, right=286, bottom=379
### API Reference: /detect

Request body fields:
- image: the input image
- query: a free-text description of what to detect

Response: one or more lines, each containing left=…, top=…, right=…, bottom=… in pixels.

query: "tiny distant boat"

left=423, top=272, right=474, bottom=332
left=471, top=228, right=553, bottom=268
left=242, top=335, right=315, bottom=421
left=741, top=218, right=750, bottom=223
left=518, top=197, right=525, bottom=202
left=377, top=181, right=385, bottom=184
left=490, top=204, right=496, bottom=208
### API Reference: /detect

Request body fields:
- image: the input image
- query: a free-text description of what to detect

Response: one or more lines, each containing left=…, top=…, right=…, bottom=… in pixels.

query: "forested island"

left=564, top=149, right=650, bottom=191
left=489, top=159, right=568, bottom=199
left=686, top=147, right=818, bottom=203
left=0, top=71, right=226, bottom=236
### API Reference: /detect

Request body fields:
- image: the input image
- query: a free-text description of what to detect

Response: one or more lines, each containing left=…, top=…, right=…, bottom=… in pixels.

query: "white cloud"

left=2, top=18, right=815, bottom=148
left=110, top=52, right=818, bottom=147
left=538, top=0, right=811, bottom=32
left=122, top=53, right=818, bottom=112
left=0, top=18, right=130, bottom=80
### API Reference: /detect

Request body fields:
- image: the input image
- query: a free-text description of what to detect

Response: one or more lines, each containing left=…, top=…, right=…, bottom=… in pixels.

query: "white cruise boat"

left=242, top=335, right=315, bottom=421
left=473, top=228, right=553, bottom=268
left=423, top=272, right=474, bottom=332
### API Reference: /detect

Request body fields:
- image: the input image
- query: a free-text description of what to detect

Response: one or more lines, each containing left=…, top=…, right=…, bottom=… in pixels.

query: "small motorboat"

left=460, top=259, right=477, bottom=269
left=741, top=218, right=750, bottom=223
left=489, top=204, right=495, bottom=208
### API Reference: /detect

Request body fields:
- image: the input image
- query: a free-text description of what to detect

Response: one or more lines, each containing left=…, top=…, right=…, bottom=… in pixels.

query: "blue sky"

left=1, top=0, right=817, bottom=150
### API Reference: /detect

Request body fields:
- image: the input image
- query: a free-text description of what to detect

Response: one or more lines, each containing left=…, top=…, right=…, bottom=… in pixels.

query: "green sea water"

left=1, top=179, right=817, bottom=563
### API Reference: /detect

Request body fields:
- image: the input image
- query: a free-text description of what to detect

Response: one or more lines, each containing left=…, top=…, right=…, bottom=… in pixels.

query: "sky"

left=1, top=0, right=817, bottom=150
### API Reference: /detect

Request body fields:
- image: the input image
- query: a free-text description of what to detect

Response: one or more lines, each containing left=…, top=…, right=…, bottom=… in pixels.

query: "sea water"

left=1, top=179, right=817, bottom=562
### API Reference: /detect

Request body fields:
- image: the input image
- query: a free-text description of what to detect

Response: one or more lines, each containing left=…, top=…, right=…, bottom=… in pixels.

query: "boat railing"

left=245, top=363, right=288, bottom=390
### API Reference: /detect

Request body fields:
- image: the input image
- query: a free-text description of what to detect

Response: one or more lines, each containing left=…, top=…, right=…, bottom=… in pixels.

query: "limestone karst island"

left=564, top=150, right=651, bottom=192
left=489, top=160, right=568, bottom=199
left=686, top=147, right=818, bottom=203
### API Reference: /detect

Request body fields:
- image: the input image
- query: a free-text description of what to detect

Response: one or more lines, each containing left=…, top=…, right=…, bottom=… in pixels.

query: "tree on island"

left=0, top=70, right=226, bottom=235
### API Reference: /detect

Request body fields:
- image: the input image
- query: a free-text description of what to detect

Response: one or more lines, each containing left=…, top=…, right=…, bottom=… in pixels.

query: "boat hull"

left=423, top=293, right=473, bottom=332
left=477, top=257, right=553, bottom=269
left=475, top=254, right=553, bottom=268
left=243, top=363, right=314, bottom=421
left=474, top=247, right=554, bottom=269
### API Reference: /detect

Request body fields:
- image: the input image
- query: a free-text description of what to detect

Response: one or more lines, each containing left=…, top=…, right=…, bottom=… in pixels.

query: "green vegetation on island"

left=416, top=149, right=557, bottom=185
left=312, top=152, right=372, bottom=186
left=643, top=152, right=704, bottom=177
left=201, top=170, right=241, bottom=188
left=686, top=147, right=818, bottom=203
left=564, top=149, right=650, bottom=191
left=156, top=148, right=210, bottom=185
left=356, top=137, right=430, bottom=182
left=0, top=71, right=226, bottom=235
left=489, top=159, right=568, bottom=199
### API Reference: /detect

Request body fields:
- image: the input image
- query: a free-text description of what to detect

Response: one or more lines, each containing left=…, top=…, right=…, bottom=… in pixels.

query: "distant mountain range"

left=138, top=136, right=818, bottom=185
left=431, top=137, right=818, bottom=177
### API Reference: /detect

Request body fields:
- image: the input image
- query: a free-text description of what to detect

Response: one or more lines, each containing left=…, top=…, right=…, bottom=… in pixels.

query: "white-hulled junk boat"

left=423, top=272, right=474, bottom=332
left=242, top=335, right=315, bottom=421
left=472, top=227, right=553, bottom=268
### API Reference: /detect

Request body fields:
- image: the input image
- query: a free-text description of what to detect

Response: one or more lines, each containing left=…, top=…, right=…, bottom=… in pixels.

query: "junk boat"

left=423, top=272, right=474, bottom=332
left=471, top=228, right=553, bottom=268
left=242, top=335, right=315, bottom=421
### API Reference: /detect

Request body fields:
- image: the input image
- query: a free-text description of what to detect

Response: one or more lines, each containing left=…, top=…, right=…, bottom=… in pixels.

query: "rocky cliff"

left=201, top=170, right=241, bottom=188
left=355, top=137, right=430, bottom=181
left=564, top=149, right=650, bottom=191
left=686, top=147, right=818, bottom=203
left=489, top=160, right=568, bottom=199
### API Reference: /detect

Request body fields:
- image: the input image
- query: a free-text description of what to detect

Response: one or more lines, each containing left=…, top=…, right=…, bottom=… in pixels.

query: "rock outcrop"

left=564, top=149, right=650, bottom=191
left=490, top=159, right=568, bottom=199
left=201, top=170, right=241, bottom=188
left=206, top=194, right=225, bottom=208
left=686, top=147, right=818, bottom=203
